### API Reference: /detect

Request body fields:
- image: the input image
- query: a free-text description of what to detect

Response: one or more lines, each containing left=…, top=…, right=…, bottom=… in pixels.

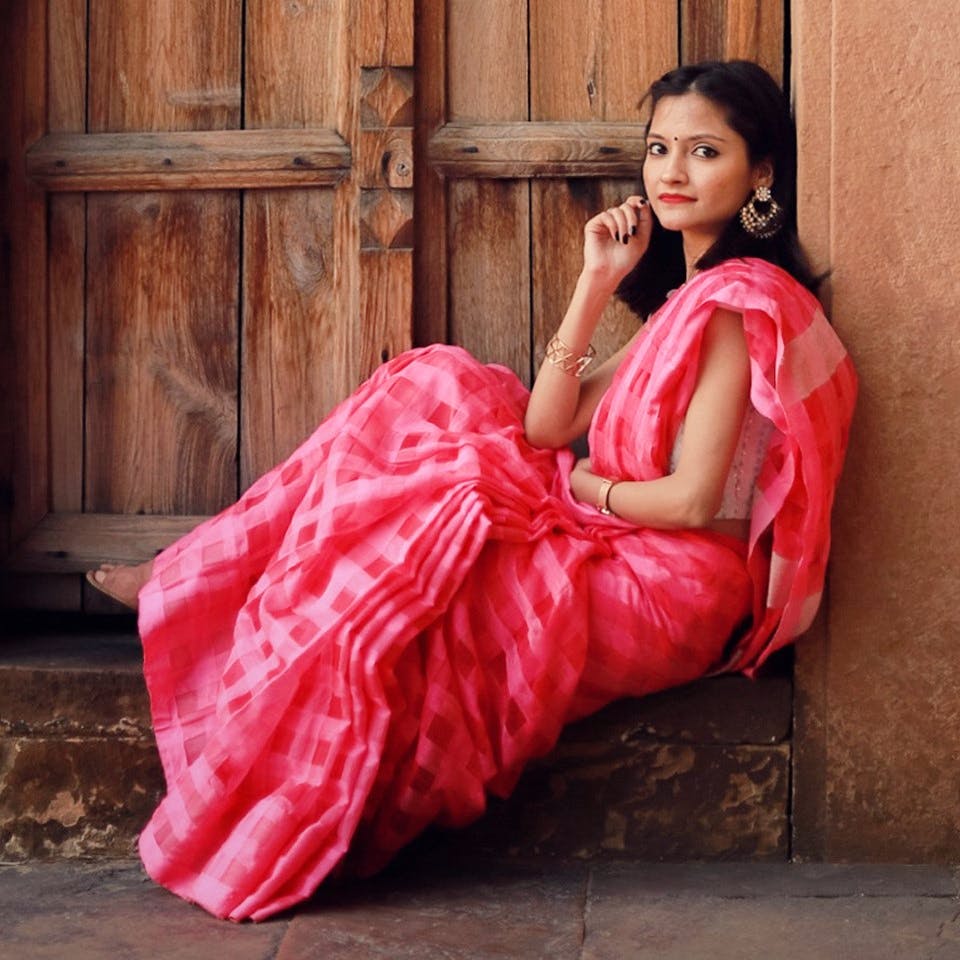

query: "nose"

left=659, top=151, right=687, bottom=184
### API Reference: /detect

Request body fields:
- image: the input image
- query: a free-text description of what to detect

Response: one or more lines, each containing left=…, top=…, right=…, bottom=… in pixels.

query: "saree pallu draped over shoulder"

left=137, top=258, right=856, bottom=920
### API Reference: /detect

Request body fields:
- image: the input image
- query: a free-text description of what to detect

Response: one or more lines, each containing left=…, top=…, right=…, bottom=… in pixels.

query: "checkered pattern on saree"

left=137, top=258, right=855, bottom=920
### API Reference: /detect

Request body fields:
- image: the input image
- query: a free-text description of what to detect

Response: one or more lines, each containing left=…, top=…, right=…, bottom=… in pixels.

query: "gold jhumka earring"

left=739, top=185, right=784, bottom=239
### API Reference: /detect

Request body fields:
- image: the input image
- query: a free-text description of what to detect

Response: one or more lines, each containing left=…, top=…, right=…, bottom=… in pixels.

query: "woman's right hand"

left=582, top=196, right=653, bottom=284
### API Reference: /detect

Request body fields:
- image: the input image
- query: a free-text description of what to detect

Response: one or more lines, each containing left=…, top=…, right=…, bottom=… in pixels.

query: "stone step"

left=0, top=616, right=161, bottom=859
left=0, top=615, right=792, bottom=863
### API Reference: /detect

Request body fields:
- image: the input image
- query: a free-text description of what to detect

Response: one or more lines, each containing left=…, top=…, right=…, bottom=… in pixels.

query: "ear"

left=754, top=158, right=775, bottom=189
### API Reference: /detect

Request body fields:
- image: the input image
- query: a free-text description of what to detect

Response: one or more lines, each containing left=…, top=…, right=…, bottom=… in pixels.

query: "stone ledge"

left=0, top=628, right=149, bottom=737
left=0, top=627, right=792, bottom=862
left=433, top=741, right=790, bottom=862
left=0, top=736, right=164, bottom=860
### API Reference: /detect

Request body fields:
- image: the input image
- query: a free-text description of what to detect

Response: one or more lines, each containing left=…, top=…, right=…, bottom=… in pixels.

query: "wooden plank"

left=5, top=512, right=204, bottom=574
left=359, top=67, right=414, bottom=187
left=243, top=0, right=359, bottom=487
left=245, top=0, right=346, bottom=130
left=429, top=122, right=649, bottom=178
left=681, top=0, right=784, bottom=83
left=1, top=0, right=48, bottom=549
left=85, top=192, right=240, bottom=515
left=446, top=0, right=530, bottom=379
left=359, top=249, right=413, bottom=381
left=358, top=57, right=414, bottom=382
left=48, top=0, right=86, bottom=131
left=447, top=0, right=527, bottom=122
left=360, top=189, right=414, bottom=250
left=413, top=0, right=447, bottom=346
left=724, top=1, right=784, bottom=84
left=448, top=179, right=531, bottom=378
left=82, top=3, right=243, bottom=521
left=48, top=194, right=86, bottom=514
left=530, top=0, right=676, bottom=121
left=27, top=130, right=352, bottom=192
left=47, top=0, right=87, bottom=528
left=88, top=0, right=242, bottom=132
left=240, top=188, right=340, bottom=486
left=359, top=0, right=414, bottom=66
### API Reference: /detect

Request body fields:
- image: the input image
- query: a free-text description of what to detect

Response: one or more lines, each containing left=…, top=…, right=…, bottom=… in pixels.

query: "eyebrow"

left=646, top=132, right=729, bottom=142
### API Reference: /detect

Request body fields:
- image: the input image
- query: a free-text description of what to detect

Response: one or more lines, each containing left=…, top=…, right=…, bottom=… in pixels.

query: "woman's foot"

left=85, top=560, right=154, bottom=611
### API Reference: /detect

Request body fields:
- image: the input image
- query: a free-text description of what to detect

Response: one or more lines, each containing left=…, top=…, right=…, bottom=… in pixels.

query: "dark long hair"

left=616, top=60, right=821, bottom=319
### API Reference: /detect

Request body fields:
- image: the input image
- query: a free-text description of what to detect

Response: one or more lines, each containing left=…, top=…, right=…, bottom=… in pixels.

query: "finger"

left=605, top=205, right=629, bottom=243
left=597, top=207, right=624, bottom=243
left=623, top=197, right=648, bottom=237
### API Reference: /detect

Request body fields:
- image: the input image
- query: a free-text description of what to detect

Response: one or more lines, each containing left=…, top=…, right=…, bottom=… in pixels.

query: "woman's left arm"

left=569, top=307, right=751, bottom=529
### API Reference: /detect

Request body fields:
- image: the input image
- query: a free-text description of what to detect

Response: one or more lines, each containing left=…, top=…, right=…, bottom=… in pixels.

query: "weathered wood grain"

left=446, top=0, right=530, bottom=379
left=85, top=192, right=239, bottom=515
left=358, top=128, right=413, bottom=189
left=5, top=513, right=205, bottom=573
left=447, top=0, right=528, bottom=122
left=359, top=0, right=414, bottom=68
left=48, top=0, right=86, bottom=132
left=447, top=179, right=532, bottom=379
left=81, top=3, right=243, bottom=521
left=48, top=195, right=86, bottom=514
left=413, top=0, right=447, bottom=347
left=88, top=0, right=242, bottom=132
left=359, top=250, right=413, bottom=380
left=240, top=189, right=339, bottom=486
left=1, top=0, right=48, bottom=549
left=360, top=67, right=415, bottom=128
left=530, top=0, right=676, bottom=121
left=681, top=0, right=784, bottom=83
left=242, top=0, right=357, bottom=487
left=245, top=0, right=344, bottom=130
left=27, top=130, right=351, bottom=192
left=428, top=122, right=648, bottom=178
left=359, top=57, right=415, bottom=376
left=47, top=0, right=86, bottom=533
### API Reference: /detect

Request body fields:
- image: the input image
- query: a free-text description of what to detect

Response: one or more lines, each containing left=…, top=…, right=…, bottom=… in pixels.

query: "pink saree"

left=137, top=258, right=856, bottom=920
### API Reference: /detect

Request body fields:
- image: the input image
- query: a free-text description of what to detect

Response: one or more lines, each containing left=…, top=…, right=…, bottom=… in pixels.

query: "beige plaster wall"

left=793, top=0, right=960, bottom=859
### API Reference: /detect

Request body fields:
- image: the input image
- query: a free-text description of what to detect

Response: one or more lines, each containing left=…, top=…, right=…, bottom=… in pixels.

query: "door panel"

left=82, top=3, right=242, bottom=517
left=85, top=191, right=240, bottom=514
left=241, top=188, right=339, bottom=485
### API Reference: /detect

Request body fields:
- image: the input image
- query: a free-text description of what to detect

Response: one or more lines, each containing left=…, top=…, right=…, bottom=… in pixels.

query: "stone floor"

left=2, top=854, right=959, bottom=959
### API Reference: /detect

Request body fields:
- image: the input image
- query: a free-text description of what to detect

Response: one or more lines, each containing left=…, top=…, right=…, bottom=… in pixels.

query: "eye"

left=692, top=144, right=719, bottom=158
left=646, top=142, right=667, bottom=156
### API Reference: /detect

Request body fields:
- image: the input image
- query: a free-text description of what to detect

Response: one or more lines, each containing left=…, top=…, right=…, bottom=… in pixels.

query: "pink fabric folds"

left=136, top=257, right=855, bottom=920
left=589, top=258, right=857, bottom=673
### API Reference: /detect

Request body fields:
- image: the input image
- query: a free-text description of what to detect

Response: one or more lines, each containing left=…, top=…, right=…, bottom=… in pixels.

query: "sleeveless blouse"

left=669, top=405, right=776, bottom=520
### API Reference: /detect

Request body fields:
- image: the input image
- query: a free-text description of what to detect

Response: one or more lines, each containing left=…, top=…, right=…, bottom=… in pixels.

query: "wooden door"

left=2, top=0, right=413, bottom=610
left=417, top=0, right=785, bottom=382
left=1, top=0, right=782, bottom=611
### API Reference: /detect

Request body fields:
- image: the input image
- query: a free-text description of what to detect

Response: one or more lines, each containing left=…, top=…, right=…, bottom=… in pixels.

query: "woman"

left=88, top=60, right=856, bottom=921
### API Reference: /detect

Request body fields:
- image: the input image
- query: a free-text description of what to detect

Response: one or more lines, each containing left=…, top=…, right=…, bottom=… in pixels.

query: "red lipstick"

left=658, top=193, right=695, bottom=203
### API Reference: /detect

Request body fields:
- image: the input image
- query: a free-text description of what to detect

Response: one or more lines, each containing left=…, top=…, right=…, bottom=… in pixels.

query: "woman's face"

left=642, top=92, right=771, bottom=250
